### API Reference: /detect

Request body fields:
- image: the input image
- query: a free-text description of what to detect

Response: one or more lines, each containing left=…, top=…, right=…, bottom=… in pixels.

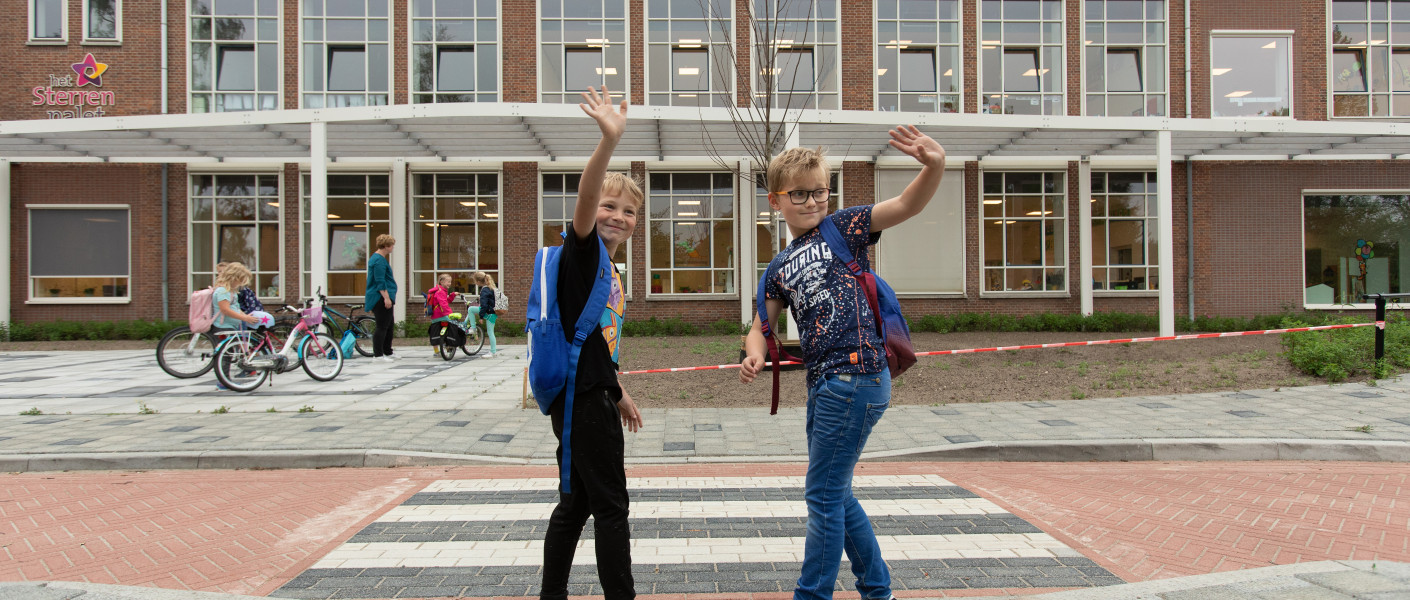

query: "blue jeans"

left=796, top=370, right=892, bottom=600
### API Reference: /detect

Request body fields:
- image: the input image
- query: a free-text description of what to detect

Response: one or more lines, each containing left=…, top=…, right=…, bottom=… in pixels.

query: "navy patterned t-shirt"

left=762, top=205, right=886, bottom=387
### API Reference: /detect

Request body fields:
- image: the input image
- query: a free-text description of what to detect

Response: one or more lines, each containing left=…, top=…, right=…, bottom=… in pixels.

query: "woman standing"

left=365, top=234, right=399, bottom=361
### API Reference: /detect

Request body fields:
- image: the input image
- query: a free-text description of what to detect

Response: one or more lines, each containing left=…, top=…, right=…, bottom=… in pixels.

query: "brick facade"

left=1, top=0, right=1401, bottom=328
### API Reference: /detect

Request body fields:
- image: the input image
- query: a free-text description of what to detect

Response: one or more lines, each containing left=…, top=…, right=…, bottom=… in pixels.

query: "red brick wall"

left=734, top=0, right=752, bottom=105
left=630, top=0, right=645, bottom=106
left=501, top=162, right=539, bottom=316
left=963, top=0, right=977, bottom=113
left=503, top=0, right=537, bottom=103
left=1190, top=0, right=1326, bottom=120
left=840, top=1, right=874, bottom=111
left=1, top=1, right=166, bottom=121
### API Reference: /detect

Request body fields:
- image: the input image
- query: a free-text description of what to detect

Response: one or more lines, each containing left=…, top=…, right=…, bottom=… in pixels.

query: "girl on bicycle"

left=427, top=273, right=454, bottom=357
left=212, top=262, right=260, bottom=390
left=468, top=271, right=499, bottom=357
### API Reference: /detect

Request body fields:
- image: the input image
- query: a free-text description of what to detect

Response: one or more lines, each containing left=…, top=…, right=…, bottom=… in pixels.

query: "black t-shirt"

left=555, top=226, right=624, bottom=400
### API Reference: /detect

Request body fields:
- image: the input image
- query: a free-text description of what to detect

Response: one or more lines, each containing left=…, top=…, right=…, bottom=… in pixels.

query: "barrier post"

left=1375, top=295, right=1386, bottom=361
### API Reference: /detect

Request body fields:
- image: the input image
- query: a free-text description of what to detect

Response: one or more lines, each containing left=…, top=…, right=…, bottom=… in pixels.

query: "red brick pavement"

left=1, top=462, right=1407, bottom=598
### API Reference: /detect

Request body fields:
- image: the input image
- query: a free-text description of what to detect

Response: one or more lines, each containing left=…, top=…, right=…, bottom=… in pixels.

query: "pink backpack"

left=189, top=287, right=216, bottom=333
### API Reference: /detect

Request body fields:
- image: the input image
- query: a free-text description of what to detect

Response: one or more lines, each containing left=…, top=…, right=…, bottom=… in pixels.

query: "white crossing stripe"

left=310, top=533, right=1083, bottom=569
left=376, top=497, right=1009, bottom=522
left=420, top=474, right=959, bottom=492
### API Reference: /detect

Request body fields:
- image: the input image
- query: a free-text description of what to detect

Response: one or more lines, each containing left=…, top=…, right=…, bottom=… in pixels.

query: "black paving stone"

left=367, top=413, right=400, bottom=419
left=308, top=426, right=343, bottom=432
left=270, top=589, right=335, bottom=599
left=479, top=434, right=513, bottom=442
left=162, top=426, right=201, bottom=432
left=101, top=420, right=141, bottom=426
left=1228, top=410, right=1266, bottom=418
left=1224, top=392, right=1258, bottom=399
left=694, top=423, right=722, bottom=431
left=931, top=408, right=960, bottom=415
left=394, top=586, right=464, bottom=598
left=1040, top=419, right=1076, bottom=426
left=663, top=441, right=695, bottom=451
left=1025, top=576, right=1093, bottom=587
left=1139, top=402, right=1174, bottom=409
left=184, top=436, right=228, bottom=443
left=718, top=581, right=783, bottom=593
left=1345, top=391, right=1384, bottom=398
left=51, top=438, right=96, bottom=445
left=437, top=420, right=470, bottom=427
left=1389, top=417, right=1410, bottom=426
left=25, top=418, right=65, bottom=424
left=1025, top=401, right=1056, bottom=408
left=944, top=434, right=981, bottom=443
left=947, top=558, right=1007, bottom=567
left=961, top=576, right=1027, bottom=588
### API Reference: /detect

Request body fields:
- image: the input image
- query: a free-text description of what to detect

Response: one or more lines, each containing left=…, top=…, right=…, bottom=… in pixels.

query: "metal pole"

left=1375, top=295, right=1386, bottom=361
left=161, top=163, right=169, bottom=321
left=1078, top=158, right=1093, bottom=316
left=310, top=122, right=329, bottom=299
left=1156, top=130, right=1174, bottom=336
left=0, top=160, right=10, bottom=338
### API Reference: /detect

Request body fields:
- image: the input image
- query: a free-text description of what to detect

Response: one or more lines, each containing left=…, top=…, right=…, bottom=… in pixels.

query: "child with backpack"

left=467, top=271, right=502, bottom=357
left=212, top=262, right=262, bottom=391
left=739, top=126, right=946, bottom=600
left=425, top=273, right=454, bottom=357
left=535, top=85, right=644, bottom=600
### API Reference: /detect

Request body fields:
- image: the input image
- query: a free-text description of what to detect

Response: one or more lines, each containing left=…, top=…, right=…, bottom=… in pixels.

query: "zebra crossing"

left=273, top=475, right=1122, bottom=598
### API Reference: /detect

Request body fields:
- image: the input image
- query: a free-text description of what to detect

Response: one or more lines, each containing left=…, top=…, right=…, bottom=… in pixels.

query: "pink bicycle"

left=212, top=290, right=344, bottom=392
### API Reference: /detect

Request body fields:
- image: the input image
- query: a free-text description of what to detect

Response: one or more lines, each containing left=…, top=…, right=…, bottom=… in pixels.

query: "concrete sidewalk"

left=1, top=347, right=1408, bottom=471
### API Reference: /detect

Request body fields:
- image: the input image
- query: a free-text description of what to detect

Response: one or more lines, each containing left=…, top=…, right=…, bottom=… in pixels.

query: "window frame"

left=408, top=0, right=501, bottom=104
left=299, top=0, right=392, bottom=109
left=647, top=171, right=737, bottom=298
left=874, top=0, right=962, bottom=113
left=410, top=172, right=504, bottom=301
left=82, top=0, right=120, bottom=43
left=1301, top=189, right=1410, bottom=309
left=29, top=0, right=67, bottom=43
left=1209, top=30, right=1294, bottom=118
left=1328, top=0, right=1410, bottom=118
left=1090, top=171, right=1160, bottom=295
left=645, top=0, right=734, bottom=107
left=27, top=204, right=131, bottom=304
left=299, top=173, right=393, bottom=300
left=751, top=0, right=841, bottom=110
left=189, top=0, right=282, bottom=113
left=1081, top=0, right=1169, bottom=117
left=538, top=0, right=630, bottom=104
left=539, top=172, right=634, bottom=299
left=188, top=173, right=284, bottom=301
left=979, top=0, right=1066, bottom=115
left=979, top=170, right=1069, bottom=296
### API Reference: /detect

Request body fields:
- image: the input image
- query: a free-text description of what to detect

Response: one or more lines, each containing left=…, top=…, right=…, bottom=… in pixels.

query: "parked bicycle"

left=317, top=302, right=376, bottom=357
left=156, top=307, right=301, bottom=378
left=212, top=290, right=344, bottom=392
left=434, top=292, right=487, bottom=360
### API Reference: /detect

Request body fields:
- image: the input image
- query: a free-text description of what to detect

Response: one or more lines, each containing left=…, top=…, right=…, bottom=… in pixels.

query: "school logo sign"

left=32, top=53, right=116, bottom=119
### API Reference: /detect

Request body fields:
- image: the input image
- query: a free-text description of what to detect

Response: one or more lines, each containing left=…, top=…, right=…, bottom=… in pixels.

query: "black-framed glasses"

left=774, top=188, right=831, bottom=205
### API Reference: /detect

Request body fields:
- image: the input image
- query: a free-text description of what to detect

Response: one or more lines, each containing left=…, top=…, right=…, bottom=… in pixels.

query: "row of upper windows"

left=29, top=0, right=1410, bottom=118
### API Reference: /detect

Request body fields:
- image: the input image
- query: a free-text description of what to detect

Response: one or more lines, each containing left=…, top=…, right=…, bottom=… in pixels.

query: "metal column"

left=391, top=158, right=407, bottom=325
left=310, top=122, right=329, bottom=298
left=1157, top=130, right=1174, bottom=336
left=738, top=158, right=754, bottom=328
left=1078, top=158, right=1093, bottom=316
left=0, top=160, right=9, bottom=332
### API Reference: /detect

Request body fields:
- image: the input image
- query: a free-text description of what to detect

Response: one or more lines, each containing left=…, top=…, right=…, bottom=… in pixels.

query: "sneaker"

left=377, top=355, right=395, bottom=363
left=215, top=382, right=228, bottom=391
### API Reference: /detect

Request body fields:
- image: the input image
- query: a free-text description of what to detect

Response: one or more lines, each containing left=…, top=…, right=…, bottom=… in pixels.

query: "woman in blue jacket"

left=365, top=234, right=399, bottom=361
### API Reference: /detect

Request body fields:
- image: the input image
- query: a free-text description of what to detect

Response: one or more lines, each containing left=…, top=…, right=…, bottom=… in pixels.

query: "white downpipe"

left=390, top=159, right=407, bottom=325
left=0, top=160, right=10, bottom=333
left=1078, top=158, right=1093, bottom=316
left=310, top=122, right=329, bottom=299
left=1157, top=130, right=1175, bottom=336
left=738, top=157, right=754, bottom=328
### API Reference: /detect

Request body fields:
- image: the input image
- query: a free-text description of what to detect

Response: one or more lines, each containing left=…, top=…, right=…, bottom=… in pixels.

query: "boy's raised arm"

left=574, top=85, right=628, bottom=241
left=871, top=125, right=948, bottom=232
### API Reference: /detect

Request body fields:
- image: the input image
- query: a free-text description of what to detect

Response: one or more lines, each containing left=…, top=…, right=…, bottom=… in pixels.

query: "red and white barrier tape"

left=617, top=321, right=1383, bottom=375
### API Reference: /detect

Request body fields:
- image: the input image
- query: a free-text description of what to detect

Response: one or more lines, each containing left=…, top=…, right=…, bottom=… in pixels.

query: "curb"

left=3, top=438, right=1409, bottom=473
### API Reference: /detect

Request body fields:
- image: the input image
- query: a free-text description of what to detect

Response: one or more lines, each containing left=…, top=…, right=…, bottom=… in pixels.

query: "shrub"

left=0, top=320, right=185, bottom=342
left=623, top=317, right=700, bottom=337
left=1280, top=314, right=1410, bottom=382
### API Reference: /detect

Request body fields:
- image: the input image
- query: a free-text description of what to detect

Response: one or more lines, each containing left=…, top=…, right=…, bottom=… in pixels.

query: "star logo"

left=71, top=53, right=109, bottom=87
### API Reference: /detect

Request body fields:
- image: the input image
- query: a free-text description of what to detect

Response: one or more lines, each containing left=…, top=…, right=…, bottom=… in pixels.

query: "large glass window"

left=412, top=173, right=500, bottom=296
left=980, top=0, right=1064, bottom=115
left=411, top=0, right=499, bottom=103
left=752, top=0, right=840, bottom=110
left=876, top=0, right=960, bottom=113
left=982, top=172, right=1067, bottom=292
left=31, top=0, right=65, bottom=41
left=84, top=0, right=118, bottom=41
left=542, top=173, right=632, bottom=296
left=1303, top=194, right=1409, bottom=306
left=29, top=207, right=129, bottom=301
left=301, top=174, right=391, bottom=297
left=541, top=0, right=627, bottom=104
left=1084, top=0, right=1166, bottom=116
left=650, top=172, right=735, bottom=295
left=1331, top=0, right=1410, bottom=117
left=190, top=175, right=282, bottom=297
left=190, top=0, right=280, bottom=112
left=302, top=0, right=390, bottom=108
left=1090, top=172, right=1158, bottom=292
left=646, top=0, right=732, bottom=106
left=1210, top=34, right=1291, bottom=117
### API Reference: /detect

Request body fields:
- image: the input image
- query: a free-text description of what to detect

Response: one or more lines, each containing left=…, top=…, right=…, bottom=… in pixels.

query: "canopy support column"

left=391, top=158, right=407, bottom=325
left=0, top=160, right=10, bottom=334
left=310, top=122, right=329, bottom=299
left=739, top=158, right=755, bottom=327
left=1078, top=158, right=1093, bottom=316
left=1157, top=130, right=1174, bottom=336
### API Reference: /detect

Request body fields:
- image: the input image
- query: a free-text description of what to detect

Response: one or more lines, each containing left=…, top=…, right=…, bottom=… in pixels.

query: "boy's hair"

left=472, top=271, right=497, bottom=287
left=375, top=234, right=397, bottom=249
left=217, top=262, right=251, bottom=290
left=601, top=172, right=644, bottom=211
left=766, top=147, right=830, bottom=192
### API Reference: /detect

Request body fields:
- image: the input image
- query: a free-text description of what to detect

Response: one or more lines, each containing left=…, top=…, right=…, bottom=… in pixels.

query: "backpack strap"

left=557, top=233, right=618, bottom=495
left=756, top=259, right=800, bottom=415
left=818, top=218, right=885, bottom=341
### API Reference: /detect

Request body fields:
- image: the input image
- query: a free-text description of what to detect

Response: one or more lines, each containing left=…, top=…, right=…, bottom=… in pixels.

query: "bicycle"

left=317, top=302, right=376, bottom=357
left=212, top=291, right=344, bottom=392
left=434, top=293, right=487, bottom=360
left=156, top=306, right=304, bottom=378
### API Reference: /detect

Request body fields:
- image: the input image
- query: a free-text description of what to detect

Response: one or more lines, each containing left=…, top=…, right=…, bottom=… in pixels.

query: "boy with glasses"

left=739, top=126, right=946, bottom=600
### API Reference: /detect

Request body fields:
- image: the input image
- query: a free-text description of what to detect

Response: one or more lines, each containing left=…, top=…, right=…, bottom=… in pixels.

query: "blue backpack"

left=525, top=232, right=615, bottom=494
left=816, top=217, right=916, bottom=379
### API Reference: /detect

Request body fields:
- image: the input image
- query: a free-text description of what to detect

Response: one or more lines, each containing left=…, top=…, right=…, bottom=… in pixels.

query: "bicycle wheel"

left=439, top=323, right=464, bottom=361
left=156, top=326, right=217, bottom=378
left=213, top=335, right=271, bottom=392
left=300, top=332, right=345, bottom=381
left=351, top=315, right=376, bottom=357
left=463, top=324, right=485, bottom=356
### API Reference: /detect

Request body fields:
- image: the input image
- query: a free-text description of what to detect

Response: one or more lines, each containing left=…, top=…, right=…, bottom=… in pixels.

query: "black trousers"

left=541, top=387, right=634, bottom=600
left=370, top=301, right=395, bottom=357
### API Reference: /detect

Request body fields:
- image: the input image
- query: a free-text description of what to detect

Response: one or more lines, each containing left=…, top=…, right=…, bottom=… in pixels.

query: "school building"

left=3, top=0, right=1410, bottom=336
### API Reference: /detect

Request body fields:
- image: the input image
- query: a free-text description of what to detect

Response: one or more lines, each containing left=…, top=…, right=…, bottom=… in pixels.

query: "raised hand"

left=888, top=125, right=946, bottom=169
left=579, top=85, right=628, bottom=140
